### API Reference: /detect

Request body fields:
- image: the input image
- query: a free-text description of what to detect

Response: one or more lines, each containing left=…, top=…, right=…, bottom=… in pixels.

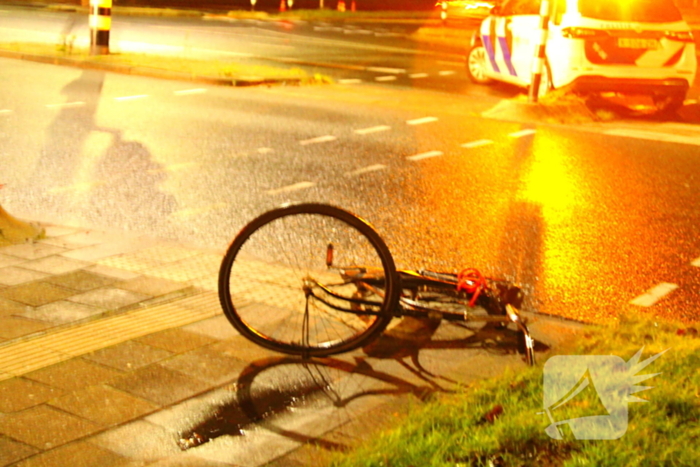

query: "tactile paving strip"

left=0, top=292, right=221, bottom=381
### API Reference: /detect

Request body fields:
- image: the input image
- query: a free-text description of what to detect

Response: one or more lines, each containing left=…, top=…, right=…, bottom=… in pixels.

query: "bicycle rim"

left=219, top=204, right=398, bottom=357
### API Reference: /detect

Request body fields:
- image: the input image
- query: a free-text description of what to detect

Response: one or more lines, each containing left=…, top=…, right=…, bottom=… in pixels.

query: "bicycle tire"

left=218, top=203, right=399, bottom=357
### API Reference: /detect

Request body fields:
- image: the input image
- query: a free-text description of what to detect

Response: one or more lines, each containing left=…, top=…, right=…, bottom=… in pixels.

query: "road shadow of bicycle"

left=177, top=317, right=549, bottom=454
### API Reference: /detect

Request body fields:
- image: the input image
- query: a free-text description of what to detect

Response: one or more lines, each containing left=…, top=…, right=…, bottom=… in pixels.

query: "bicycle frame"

left=307, top=264, right=536, bottom=365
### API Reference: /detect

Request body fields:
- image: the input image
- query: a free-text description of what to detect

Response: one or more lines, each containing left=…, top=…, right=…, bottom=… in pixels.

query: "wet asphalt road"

left=2, top=54, right=700, bottom=325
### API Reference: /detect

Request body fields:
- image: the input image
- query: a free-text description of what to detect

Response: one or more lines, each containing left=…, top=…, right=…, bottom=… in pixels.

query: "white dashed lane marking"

left=0, top=109, right=11, bottom=114
left=345, top=164, right=386, bottom=177
left=354, top=125, right=391, bottom=135
left=375, top=76, right=397, bottom=82
left=438, top=70, right=456, bottom=76
left=267, top=181, right=315, bottom=195
left=407, top=150, right=443, bottom=161
left=174, top=88, right=207, bottom=95
left=461, top=139, right=494, bottom=148
left=366, top=66, right=405, bottom=74
left=114, top=94, right=149, bottom=101
left=338, top=79, right=362, bottom=84
left=630, top=282, right=679, bottom=307
left=508, top=129, right=536, bottom=138
left=299, top=135, right=337, bottom=145
left=407, top=116, right=438, bottom=125
left=409, top=73, right=429, bottom=79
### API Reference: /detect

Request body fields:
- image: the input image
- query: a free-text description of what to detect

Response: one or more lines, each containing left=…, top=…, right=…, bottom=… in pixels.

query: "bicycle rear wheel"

left=218, top=204, right=399, bottom=357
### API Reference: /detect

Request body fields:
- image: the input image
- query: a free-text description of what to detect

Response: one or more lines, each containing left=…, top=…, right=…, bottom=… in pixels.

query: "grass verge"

left=0, top=42, right=332, bottom=85
left=327, top=313, right=700, bottom=466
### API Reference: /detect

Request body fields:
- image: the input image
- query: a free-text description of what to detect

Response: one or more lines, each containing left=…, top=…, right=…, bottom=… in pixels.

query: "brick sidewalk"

left=0, top=222, right=586, bottom=466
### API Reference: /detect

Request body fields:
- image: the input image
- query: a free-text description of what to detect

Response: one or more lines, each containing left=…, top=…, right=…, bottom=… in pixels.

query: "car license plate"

left=618, top=38, right=660, bottom=49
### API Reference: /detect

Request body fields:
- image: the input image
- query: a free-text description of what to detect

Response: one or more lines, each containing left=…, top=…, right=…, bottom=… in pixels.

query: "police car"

left=466, top=0, right=697, bottom=112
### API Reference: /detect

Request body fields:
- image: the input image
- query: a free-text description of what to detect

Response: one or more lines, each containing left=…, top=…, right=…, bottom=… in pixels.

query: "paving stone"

left=44, top=269, right=117, bottom=291
left=97, top=254, right=164, bottom=273
left=116, top=276, right=190, bottom=297
left=0, top=282, right=74, bottom=307
left=9, top=439, right=131, bottom=467
left=207, top=335, right=281, bottom=364
left=89, top=420, right=184, bottom=461
left=144, top=254, right=221, bottom=283
left=20, top=300, right=106, bottom=325
left=109, top=364, right=211, bottom=406
left=0, top=254, right=24, bottom=268
left=24, top=358, right=124, bottom=391
left=182, top=315, right=239, bottom=341
left=0, top=243, right=67, bottom=260
left=20, top=255, right=89, bottom=275
left=132, top=244, right=201, bottom=264
left=67, top=287, right=151, bottom=309
left=0, top=296, right=29, bottom=317
left=49, top=384, right=159, bottom=426
left=0, top=378, right=63, bottom=413
left=84, top=341, right=173, bottom=372
left=160, top=346, right=248, bottom=385
left=135, top=329, right=218, bottom=354
left=0, top=266, right=50, bottom=286
left=0, top=435, right=38, bottom=466
left=0, top=316, right=51, bottom=340
left=61, top=237, right=159, bottom=262
left=84, top=263, right=142, bottom=281
left=0, top=405, right=103, bottom=449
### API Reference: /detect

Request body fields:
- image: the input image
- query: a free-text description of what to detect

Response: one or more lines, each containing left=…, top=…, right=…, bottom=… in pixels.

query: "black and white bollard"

left=90, top=0, right=111, bottom=55
left=528, top=0, right=550, bottom=102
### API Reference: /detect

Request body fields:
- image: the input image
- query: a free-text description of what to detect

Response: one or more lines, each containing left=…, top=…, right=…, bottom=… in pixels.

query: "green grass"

left=327, top=314, right=700, bottom=466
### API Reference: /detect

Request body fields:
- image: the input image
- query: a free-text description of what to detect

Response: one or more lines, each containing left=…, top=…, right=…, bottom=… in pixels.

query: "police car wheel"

left=466, top=44, right=494, bottom=85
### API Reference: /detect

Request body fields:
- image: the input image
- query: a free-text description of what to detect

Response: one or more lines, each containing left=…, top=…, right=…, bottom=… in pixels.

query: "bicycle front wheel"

left=218, top=204, right=399, bottom=357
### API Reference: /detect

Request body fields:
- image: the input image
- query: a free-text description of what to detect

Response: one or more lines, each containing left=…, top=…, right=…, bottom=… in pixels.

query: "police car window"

left=578, top=0, right=682, bottom=22
left=500, top=0, right=540, bottom=16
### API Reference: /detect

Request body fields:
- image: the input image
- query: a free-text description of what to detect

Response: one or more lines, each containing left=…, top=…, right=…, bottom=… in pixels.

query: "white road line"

left=407, top=150, right=443, bottom=161
left=114, top=94, right=149, bottom=101
left=407, top=116, right=438, bottom=125
left=409, top=73, right=429, bottom=79
left=438, top=70, right=456, bottom=76
left=375, top=76, right=397, bottom=82
left=0, top=109, right=11, bottom=114
left=257, top=147, right=274, bottom=154
left=174, top=88, right=207, bottom=95
left=604, top=129, right=700, bottom=146
left=338, top=79, right=362, bottom=84
left=46, top=101, right=85, bottom=109
left=691, top=257, right=700, bottom=267
left=508, top=129, right=536, bottom=138
left=354, top=125, right=391, bottom=135
left=375, top=32, right=402, bottom=38
left=267, top=181, right=315, bottom=195
left=629, top=282, right=679, bottom=307
left=461, top=139, right=494, bottom=148
left=346, top=164, right=387, bottom=177
left=437, top=60, right=464, bottom=67
left=299, top=135, right=337, bottom=145
left=367, top=66, right=405, bottom=74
